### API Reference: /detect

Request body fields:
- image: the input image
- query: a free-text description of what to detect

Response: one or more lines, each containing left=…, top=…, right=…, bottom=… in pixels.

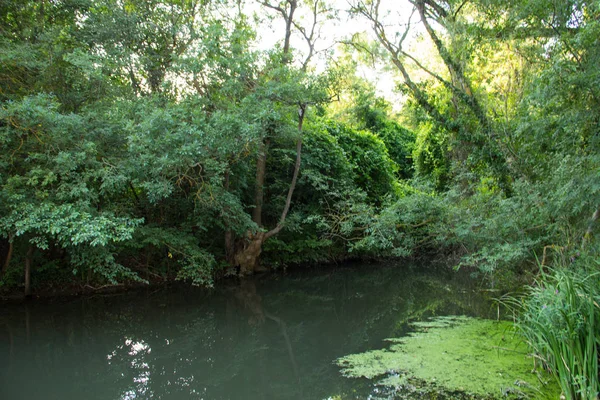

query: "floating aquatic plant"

left=336, top=316, right=560, bottom=399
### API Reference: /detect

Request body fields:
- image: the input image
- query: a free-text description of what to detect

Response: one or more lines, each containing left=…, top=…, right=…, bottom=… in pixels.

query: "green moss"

left=337, top=316, right=560, bottom=398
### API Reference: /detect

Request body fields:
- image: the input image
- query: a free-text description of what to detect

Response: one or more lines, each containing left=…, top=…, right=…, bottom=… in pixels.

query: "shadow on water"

left=0, top=262, right=500, bottom=400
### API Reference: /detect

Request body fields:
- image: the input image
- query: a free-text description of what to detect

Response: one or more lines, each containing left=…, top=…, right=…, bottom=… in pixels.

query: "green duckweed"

left=336, top=316, right=560, bottom=399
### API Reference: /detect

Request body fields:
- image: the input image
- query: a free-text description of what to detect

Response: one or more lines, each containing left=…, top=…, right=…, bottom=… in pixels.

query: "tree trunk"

left=234, top=106, right=306, bottom=275
left=223, top=169, right=238, bottom=266
left=234, top=232, right=266, bottom=275
left=233, top=0, right=308, bottom=274
left=24, top=246, right=33, bottom=297
left=1, top=234, right=14, bottom=277
left=225, top=230, right=236, bottom=266
left=252, top=139, right=269, bottom=226
left=282, top=1, right=297, bottom=61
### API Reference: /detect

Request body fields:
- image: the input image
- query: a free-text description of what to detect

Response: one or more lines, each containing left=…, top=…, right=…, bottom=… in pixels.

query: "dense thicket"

left=346, top=0, right=600, bottom=278
left=344, top=1, right=600, bottom=396
left=1, top=0, right=598, bottom=302
left=0, top=0, right=411, bottom=291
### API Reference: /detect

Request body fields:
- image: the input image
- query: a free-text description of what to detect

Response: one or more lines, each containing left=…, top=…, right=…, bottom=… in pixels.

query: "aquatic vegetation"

left=336, top=316, right=560, bottom=399
left=511, top=265, right=600, bottom=400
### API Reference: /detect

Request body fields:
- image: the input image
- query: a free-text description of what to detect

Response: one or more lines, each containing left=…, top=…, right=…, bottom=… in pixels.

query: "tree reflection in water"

left=0, top=263, right=498, bottom=400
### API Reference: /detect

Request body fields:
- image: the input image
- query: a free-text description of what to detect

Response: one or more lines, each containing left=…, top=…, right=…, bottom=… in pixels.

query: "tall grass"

left=512, top=260, right=600, bottom=399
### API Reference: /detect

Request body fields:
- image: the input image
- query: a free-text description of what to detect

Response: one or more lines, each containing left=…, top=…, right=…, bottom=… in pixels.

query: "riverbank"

left=1, top=255, right=484, bottom=302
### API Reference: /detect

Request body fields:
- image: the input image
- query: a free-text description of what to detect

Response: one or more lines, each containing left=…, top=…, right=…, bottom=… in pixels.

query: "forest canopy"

left=0, top=0, right=598, bottom=294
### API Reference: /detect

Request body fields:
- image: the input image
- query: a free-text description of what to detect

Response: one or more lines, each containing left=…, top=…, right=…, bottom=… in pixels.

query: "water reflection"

left=0, top=263, right=498, bottom=399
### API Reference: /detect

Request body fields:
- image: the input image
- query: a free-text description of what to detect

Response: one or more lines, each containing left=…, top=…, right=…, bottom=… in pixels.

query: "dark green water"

left=0, top=263, right=497, bottom=400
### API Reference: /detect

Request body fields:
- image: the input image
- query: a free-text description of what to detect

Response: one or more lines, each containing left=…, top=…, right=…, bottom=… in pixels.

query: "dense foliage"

left=2, top=0, right=599, bottom=395
left=0, top=0, right=597, bottom=279
left=0, top=1, right=596, bottom=267
left=0, top=0, right=406, bottom=290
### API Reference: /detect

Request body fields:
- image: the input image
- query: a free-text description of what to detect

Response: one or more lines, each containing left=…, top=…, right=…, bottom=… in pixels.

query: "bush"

left=326, top=121, right=398, bottom=205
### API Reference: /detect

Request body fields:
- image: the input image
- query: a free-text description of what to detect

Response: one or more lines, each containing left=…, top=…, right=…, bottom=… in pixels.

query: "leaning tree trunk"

left=234, top=106, right=306, bottom=275
left=231, top=0, right=314, bottom=274
left=252, top=139, right=270, bottom=227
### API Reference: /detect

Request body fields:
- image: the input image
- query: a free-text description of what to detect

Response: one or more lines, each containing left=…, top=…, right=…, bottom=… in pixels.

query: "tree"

left=347, top=0, right=513, bottom=193
left=229, top=0, right=333, bottom=274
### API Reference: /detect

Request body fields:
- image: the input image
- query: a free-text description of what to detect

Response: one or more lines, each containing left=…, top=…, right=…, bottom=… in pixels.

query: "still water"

left=0, top=263, right=496, bottom=400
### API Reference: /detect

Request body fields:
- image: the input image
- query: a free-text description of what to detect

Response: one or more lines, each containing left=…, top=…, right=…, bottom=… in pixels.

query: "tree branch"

left=265, top=104, right=306, bottom=240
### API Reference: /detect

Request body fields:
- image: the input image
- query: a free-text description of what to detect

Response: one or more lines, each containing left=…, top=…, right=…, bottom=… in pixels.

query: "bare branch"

left=453, top=0, right=468, bottom=20
left=258, top=0, right=297, bottom=56
left=292, top=0, right=319, bottom=69
left=339, top=39, right=377, bottom=67
left=398, top=6, right=417, bottom=49
left=258, top=0, right=287, bottom=19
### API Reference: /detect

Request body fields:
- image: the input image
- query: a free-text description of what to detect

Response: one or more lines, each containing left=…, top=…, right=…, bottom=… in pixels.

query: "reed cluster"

left=511, top=258, right=600, bottom=399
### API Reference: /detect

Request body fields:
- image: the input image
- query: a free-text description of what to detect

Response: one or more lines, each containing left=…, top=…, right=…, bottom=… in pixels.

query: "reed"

left=510, top=261, right=600, bottom=399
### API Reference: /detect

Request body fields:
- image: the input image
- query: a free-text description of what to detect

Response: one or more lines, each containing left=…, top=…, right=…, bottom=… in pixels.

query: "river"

left=0, top=262, right=498, bottom=399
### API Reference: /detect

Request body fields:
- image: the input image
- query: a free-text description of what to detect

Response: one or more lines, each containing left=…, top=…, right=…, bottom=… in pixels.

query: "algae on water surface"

left=336, top=316, right=560, bottom=398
